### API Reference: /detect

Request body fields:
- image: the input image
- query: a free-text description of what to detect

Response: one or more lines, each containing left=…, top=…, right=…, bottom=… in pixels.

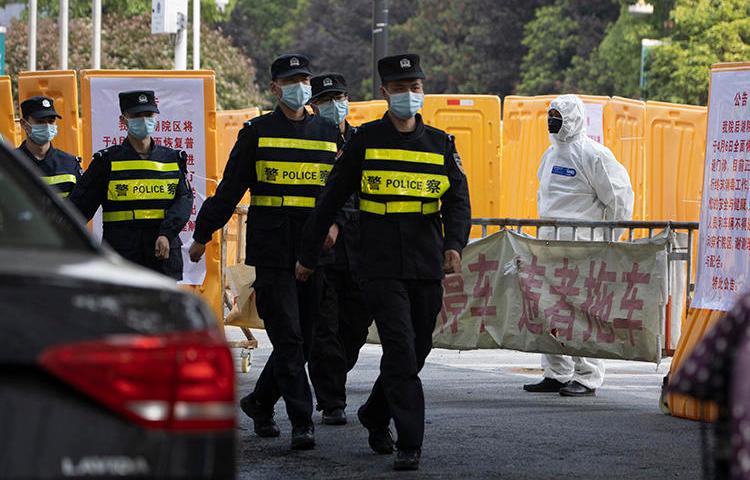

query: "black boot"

left=358, top=406, right=394, bottom=454
left=559, top=380, right=596, bottom=397
left=240, top=394, right=280, bottom=438
left=523, top=377, right=569, bottom=393
left=291, top=425, right=316, bottom=450
left=394, top=449, right=421, bottom=471
left=322, top=408, right=347, bottom=425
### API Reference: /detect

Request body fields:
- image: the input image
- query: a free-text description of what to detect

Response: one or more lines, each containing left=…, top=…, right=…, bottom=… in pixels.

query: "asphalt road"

left=229, top=329, right=702, bottom=480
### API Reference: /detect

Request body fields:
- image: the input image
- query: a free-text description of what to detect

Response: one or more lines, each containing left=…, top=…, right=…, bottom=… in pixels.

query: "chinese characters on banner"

left=431, top=230, right=668, bottom=362
left=88, top=77, right=207, bottom=285
left=583, top=102, right=605, bottom=145
left=693, top=66, right=750, bottom=311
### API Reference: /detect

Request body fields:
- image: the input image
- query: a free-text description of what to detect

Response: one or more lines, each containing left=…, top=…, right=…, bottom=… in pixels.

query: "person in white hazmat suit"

left=523, top=94, right=634, bottom=397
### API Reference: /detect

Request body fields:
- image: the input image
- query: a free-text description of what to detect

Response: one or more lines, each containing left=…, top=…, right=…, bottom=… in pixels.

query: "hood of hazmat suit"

left=537, top=94, right=634, bottom=240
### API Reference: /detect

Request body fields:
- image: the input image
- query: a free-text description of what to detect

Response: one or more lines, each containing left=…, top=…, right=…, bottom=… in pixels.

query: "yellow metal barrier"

left=18, top=70, right=81, bottom=157
left=80, top=70, right=222, bottom=325
left=644, top=101, right=707, bottom=222
left=422, top=95, right=502, bottom=236
left=0, top=76, right=15, bottom=145
left=501, top=95, right=555, bottom=218
left=348, top=100, right=387, bottom=127
left=606, top=97, right=647, bottom=220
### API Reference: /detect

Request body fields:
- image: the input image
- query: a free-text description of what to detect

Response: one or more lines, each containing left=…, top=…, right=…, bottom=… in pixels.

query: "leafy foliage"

left=4, top=13, right=262, bottom=109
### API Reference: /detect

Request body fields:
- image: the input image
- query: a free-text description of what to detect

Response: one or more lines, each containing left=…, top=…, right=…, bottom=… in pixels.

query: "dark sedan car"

left=0, top=140, right=235, bottom=479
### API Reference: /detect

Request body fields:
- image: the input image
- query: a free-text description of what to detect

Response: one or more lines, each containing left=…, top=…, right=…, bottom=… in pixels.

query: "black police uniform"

left=308, top=120, right=373, bottom=415
left=193, top=54, right=339, bottom=431
left=17, top=142, right=82, bottom=197
left=300, top=54, right=471, bottom=452
left=16, top=96, right=82, bottom=197
left=70, top=91, right=193, bottom=280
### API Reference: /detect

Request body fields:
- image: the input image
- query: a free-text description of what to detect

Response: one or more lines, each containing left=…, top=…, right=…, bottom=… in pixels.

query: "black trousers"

left=358, top=278, right=443, bottom=450
left=250, top=267, right=318, bottom=428
left=309, top=267, right=372, bottom=412
left=104, top=226, right=183, bottom=280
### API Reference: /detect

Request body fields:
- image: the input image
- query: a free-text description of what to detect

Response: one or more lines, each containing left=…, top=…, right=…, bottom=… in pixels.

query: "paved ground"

left=228, top=329, right=703, bottom=480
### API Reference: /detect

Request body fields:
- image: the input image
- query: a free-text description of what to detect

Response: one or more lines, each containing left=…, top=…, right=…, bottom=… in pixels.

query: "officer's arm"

left=74, top=157, right=84, bottom=181
left=440, top=139, right=472, bottom=254
left=69, top=153, right=109, bottom=222
left=193, top=124, right=256, bottom=244
left=299, top=132, right=364, bottom=268
left=159, top=152, right=194, bottom=240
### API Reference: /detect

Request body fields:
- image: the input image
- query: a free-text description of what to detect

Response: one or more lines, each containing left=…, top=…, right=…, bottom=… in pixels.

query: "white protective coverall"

left=537, top=94, right=634, bottom=389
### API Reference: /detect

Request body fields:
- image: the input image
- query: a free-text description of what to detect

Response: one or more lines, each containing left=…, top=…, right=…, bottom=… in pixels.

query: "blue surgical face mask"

left=387, top=90, right=424, bottom=119
left=127, top=116, right=157, bottom=140
left=29, top=123, right=57, bottom=145
left=280, top=82, right=312, bottom=111
left=317, top=99, right=349, bottom=126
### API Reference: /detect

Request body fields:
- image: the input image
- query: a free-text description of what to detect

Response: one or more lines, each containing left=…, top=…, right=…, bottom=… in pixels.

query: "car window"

left=0, top=148, right=92, bottom=251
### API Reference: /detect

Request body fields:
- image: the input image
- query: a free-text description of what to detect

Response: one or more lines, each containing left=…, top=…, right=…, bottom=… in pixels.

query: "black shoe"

left=291, top=425, right=316, bottom=450
left=393, top=449, right=421, bottom=471
left=357, top=406, right=394, bottom=454
left=559, top=380, right=596, bottom=397
left=240, top=394, right=280, bottom=437
left=523, top=378, right=569, bottom=393
left=322, top=408, right=347, bottom=425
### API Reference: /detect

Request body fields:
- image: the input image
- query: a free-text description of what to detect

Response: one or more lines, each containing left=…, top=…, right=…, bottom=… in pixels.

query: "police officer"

left=16, top=96, right=82, bottom=198
left=70, top=90, right=193, bottom=280
left=188, top=54, right=338, bottom=450
left=307, top=73, right=372, bottom=426
left=296, top=54, right=471, bottom=471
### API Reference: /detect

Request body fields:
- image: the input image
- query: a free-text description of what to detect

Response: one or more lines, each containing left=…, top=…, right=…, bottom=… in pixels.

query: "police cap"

left=118, top=90, right=160, bottom=115
left=21, top=96, right=62, bottom=120
left=377, top=53, right=425, bottom=83
left=271, top=54, right=313, bottom=80
left=310, top=73, right=347, bottom=101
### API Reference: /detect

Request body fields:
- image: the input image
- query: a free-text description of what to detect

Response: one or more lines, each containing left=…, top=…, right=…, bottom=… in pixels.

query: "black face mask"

left=548, top=116, right=563, bottom=134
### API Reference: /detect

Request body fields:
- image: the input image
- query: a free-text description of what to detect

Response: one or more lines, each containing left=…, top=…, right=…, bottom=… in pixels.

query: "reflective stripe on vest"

left=250, top=195, right=316, bottom=208
left=361, top=170, right=449, bottom=198
left=258, top=137, right=337, bottom=153
left=364, top=148, right=443, bottom=165
left=360, top=199, right=439, bottom=215
left=42, top=174, right=77, bottom=186
left=111, top=160, right=180, bottom=172
left=102, top=209, right=166, bottom=222
left=256, top=160, right=332, bottom=186
left=107, top=179, right=179, bottom=201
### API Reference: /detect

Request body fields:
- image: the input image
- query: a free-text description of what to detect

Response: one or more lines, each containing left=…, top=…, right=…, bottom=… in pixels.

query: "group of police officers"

left=15, top=48, right=637, bottom=472
left=15, top=52, right=472, bottom=471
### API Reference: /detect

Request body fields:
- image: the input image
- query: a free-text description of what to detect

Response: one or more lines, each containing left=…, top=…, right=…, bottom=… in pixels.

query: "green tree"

left=647, top=0, right=750, bottom=105
left=564, top=0, right=674, bottom=98
left=395, top=0, right=552, bottom=96
left=5, top=13, right=262, bottom=109
left=518, top=0, right=620, bottom=95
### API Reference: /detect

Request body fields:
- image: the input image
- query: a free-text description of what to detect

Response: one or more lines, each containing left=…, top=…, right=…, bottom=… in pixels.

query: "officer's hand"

left=155, top=235, right=170, bottom=260
left=323, top=224, right=340, bottom=250
left=295, top=261, right=314, bottom=282
left=443, top=249, right=462, bottom=274
left=189, top=241, right=206, bottom=263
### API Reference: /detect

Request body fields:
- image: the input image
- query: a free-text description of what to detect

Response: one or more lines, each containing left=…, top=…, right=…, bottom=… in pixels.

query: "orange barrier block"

left=644, top=101, right=707, bottom=222
left=18, top=70, right=81, bottom=156
left=501, top=95, right=556, bottom=219
left=422, top=95, right=502, bottom=236
left=348, top=100, right=387, bottom=127
left=606, top=97, right=647, bottom=221
left=667, top=308, right=723, bottom=421
left=0, top=76, right=15, bottom=145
